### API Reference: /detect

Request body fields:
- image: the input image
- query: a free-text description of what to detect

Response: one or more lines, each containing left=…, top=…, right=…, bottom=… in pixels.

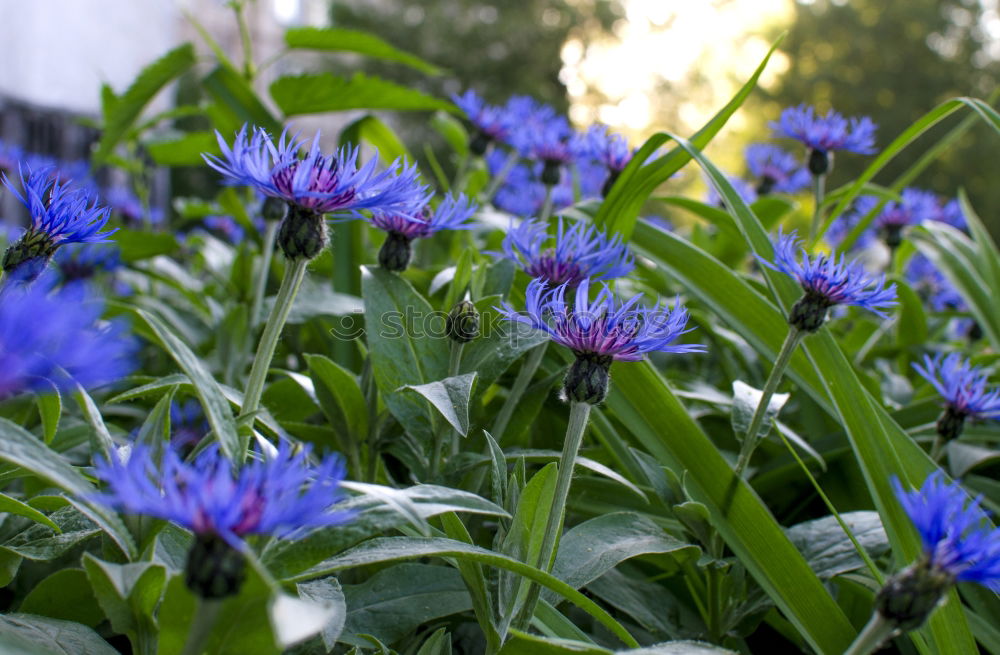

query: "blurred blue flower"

left=104, top=185, right=164, bottom=226
left=745, top=144, right=810, bottom=194
left=502, top=217, right=633, bottom=287
left=202, top=215, right=246, bottom=244
left=906, top=254, right=965, bottom=312
left=772, top=104, right=877, bottom=155
left=0, top=277, right=135, bottom=398
left=2, top=168, right=115, bottom=279
left=914, top=353, right=1000, bottom=423
left=205, top=125, right=426, bottom=216
left=53, top=243, right=121, bottom=284
left=583, top=125, right=633, bottom=174
left=762, top=231, right=896, bottom=330
left=452, top=90, right=515, bottom=153
left=875, top=188, right=940, bottom=246
left=706, top=173, right=758, bottom=208
left=936, top=198, right=967, bottom=231
left=894, top=472, right=1000, bottom=591
left=499, top=277, right=703, bottom=362
left=170, top=399, right=209, bottom=449
left=92, top=442, right=353, bottom=547
left=369, top=193, right=477, bottom=271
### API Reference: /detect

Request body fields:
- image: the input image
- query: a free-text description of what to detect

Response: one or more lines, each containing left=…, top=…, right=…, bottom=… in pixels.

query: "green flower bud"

left=2, top=230, right=58, bottom=281
left=564, top=353, right=613, bottom=405
left=185, top=534, right=247, bottom=599
left=807, top=148, right=832, bottom=176
left=277, top=206, right=327, bottom=260
left=378, top=232, right=413, bottom=272
left=935, top=405, right=968, bottom=443
left=447, top=300, right=480, bottom=343
left=876, top=559, right=953, bottom=632
left=788, top=289, right=834, bottom=333
left=541, top=160, right=562, bottom=186
left=261, top=197, right=288, bottom=222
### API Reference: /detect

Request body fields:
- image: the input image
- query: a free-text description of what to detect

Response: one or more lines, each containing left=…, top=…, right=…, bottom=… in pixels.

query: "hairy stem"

left=809, top=173, right=827, bottom=243
left=180, top=598, right=223, bottom=655
left=250, top=220, right=278, bottom=327
left=843, top=612, right=895, bottom=655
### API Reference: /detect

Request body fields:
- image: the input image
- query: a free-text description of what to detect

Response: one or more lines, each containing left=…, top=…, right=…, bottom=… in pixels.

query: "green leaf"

left=605, top=362, right=854, bottom=654
left=296, top=578, right=347, bottom=651
left=269, top=275, right=363, bottom=323
left=432, top=111, right=469, bottom=156
left=593, top=35, right=783, bottom=239
left=547, top=513, right=698, bottom=599
left=36, top=390, right=60, bottom=445
left=500, top=463, right=558, bottom=620
left=93, top=43, right=196, bottom=165
left=271, top=73, right=454, bottom=116
left=306, top=354, right=368, bottom=439
left=72, top=385, right=114, bottom=458
left=202, top=65, right=281, bottom=136
left=461, top=301, right=549, bottom=391
left=82, top=554, right=165, bottom=645
left=786, top=512, right=889, bottom=581
left=401, top=373, right=477, bottom=436
left=0, top=493, right=59, bottom=532
left=2, top=506, right=100, bottom=561
left=146, top=131, right=219, bottom=167
left=499, top=630, right=611, bottom=655
left=416, top=628, right=453, bottom=655
left=113, top=229, right=180, bottom=263
left=620, top=642, right=739, bottom=655
left=361, top=266, right=449, bottom=441
left=0, top=418, right=136, bottom=559
left=339, top=114, right=414, bottom=164
left=290, top=536, right=639, bottom=648
left=18, top=569, right=104, bottom=627
left=285, top=26, right=443, bottom=74
left=136, top=309, right=240, bottom=459
left=339, top=563, right=470, bottom=647
left=731, top=380, right=789, bottom=440
left=0, top=614, right=119, bottom=655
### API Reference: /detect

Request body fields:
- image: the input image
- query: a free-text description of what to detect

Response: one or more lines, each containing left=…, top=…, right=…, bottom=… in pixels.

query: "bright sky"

left=561, top=0, right=794, bottom=141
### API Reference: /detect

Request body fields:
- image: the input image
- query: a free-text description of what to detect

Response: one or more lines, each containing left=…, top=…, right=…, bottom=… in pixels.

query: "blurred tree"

left=765, top=0, right=1000, bottom=234
left=328, top=0, right=623, bottom=111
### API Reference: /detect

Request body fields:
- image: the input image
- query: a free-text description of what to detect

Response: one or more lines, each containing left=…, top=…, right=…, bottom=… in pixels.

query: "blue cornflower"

left=583, top=126, right=633, bottom=196
left=874, top=188, right=940, bottom=249
left=92, top=442, right=352, bottom=546
left=761, top=231, right=897, bottom=331
left=914, top=353, right=1000, bottom=441
left=772, top=105, right=877, bottom=175
left=744, top=144, right=810, bottom=194
left=499, top=278, right=703, bottom=403
left=369, top=193, right=477, bottom=272
left=502, top=217, right=634, bottom=287
left=906, top=254, right=964, bottom=312
left=452, top=90, right=515, bottom=155
left=104, top=185, right=164, bottom=226
left=53, top=244, right=121, bottom=284
left=202, top=215, right=246, bottom=244
left=875, top=473, right=1000, bottom=631
left=170, top=399, right=209, bottom=450
left=936, top=198, right=967, bottom=231
left=206, top=125, right=426, bottom=260
left=525, top=117, right=578, bottom=185
left=0, top=277, right=135, bottom=398
left=206, top=126, right=424, bottom=216
left=2, top=168, right=115, bottom=279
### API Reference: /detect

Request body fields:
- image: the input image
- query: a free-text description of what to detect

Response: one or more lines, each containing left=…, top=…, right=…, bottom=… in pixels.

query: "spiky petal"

left=772, top=104, right=877, bottom=155
left=502, top=217, right=633, bottom=287
left=914, top=353, right=1000, bottom=421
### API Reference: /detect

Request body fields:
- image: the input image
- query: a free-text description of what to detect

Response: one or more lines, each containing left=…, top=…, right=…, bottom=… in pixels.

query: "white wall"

left=0, top=0, right=180, bottom=114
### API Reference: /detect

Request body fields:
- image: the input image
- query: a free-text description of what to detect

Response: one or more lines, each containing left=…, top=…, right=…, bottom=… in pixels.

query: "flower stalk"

left=180, top=598, right=224, bottom=655
left=842, top=612, right=895, bottom=655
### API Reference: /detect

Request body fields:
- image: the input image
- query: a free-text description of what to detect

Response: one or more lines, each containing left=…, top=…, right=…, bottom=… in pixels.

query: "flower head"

left=875, top=188, right=940, bottom=249
left=761, top=231, right=896, bottom=331
left=368, top=192, right=476, bottom=240
left=894, top=472, right=1000, bottom=591
left=745, top=144, right=810, bottom=194
left=53, top=244, right=121, bottom=284
left=584, top=126, right=633, bottom=174
left=205, top=125, right=426, bottom=215
left=92, top=442, right=353, bottom=547
left=500, top=278, right=702, bottom=362
left=502, top=217, right=634, bottom=287
left=914, top=353, right=1000, bottom=440
left=2, top=168, right=115, bottom=278
left=906, top=254, right=965, bottom=312
left=0, top=277, right=135, bottom=398
left=170, top=399, right=209, bottom=449
left=452, top=90, right=515, bottom=153
left=772, top=104, right=877, bottom=156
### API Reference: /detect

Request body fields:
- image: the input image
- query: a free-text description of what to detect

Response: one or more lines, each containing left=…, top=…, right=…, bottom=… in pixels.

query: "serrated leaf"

left=401, top=372, right=477, bottom=436
left=285, top=26, right=442, bottom=74
left=93, top=43, right=196, bottom=165
left=271, top=73, right=453, bottom=116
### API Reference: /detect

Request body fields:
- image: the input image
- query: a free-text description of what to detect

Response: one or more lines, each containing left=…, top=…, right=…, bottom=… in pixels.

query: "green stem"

left=930, top=434, right=946, bottom=462
left=734, top=327, right=803, bottom=477
left=482, top=151, right=519, bottom=202
left=514, top=401, right=592, bottom=629
left=539, top=186, right=555, bottom=223
left=844, top=612, right=895, bottom=655
left=232, top=0, right=255, bottom=80
left=448, top=340, right=465, bottom=457
left=239, top=258, right=308, bottom=459
left=452, top=153, right=471, bottom=193
left=180, top=598, right=223, bottom=655
left=250, top=220, right=278, bottom=327
left=492, top=342, right=548, bottom=440
left=809, top=173, right=826, bottom=243
left=706, top=565, right=723, bottom=643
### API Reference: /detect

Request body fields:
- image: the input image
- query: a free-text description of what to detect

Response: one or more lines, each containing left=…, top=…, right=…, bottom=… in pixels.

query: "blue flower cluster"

left=772, top=104, right=877, bottom=157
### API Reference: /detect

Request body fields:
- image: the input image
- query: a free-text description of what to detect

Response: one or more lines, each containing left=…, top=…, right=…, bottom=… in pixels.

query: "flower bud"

left=807, top=148, right=832, bottom=176
left=935, top=405, right=968, bottom=443
left=541, top=160, right=562, bottom=186
left=470, top=131, right=492, bottom=157
left=788, top=290, right=834, bottom=333
left=378, top=231, right=413, bottom=272
left=882, top=224, right=905, bottom=250
left=564, top=354, right=613, bottom=405
left=601, top=170, right=621, bottom=198
left=185, top=534, right=247, bottom=599
left=876, top=559, right=953, bottom=632
left=277, top=206, right=327, bottom=260
left=2, top=230, right=57, bottom=282
left=261, top=196, right=287, bottom=222
left=447, top=300, right=480, bottom=343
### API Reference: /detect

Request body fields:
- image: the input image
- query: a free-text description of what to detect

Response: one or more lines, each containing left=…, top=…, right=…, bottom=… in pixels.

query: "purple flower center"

left=272, top=157, right=356, bottom=211
left=524, top=249, right=586, bottom=287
